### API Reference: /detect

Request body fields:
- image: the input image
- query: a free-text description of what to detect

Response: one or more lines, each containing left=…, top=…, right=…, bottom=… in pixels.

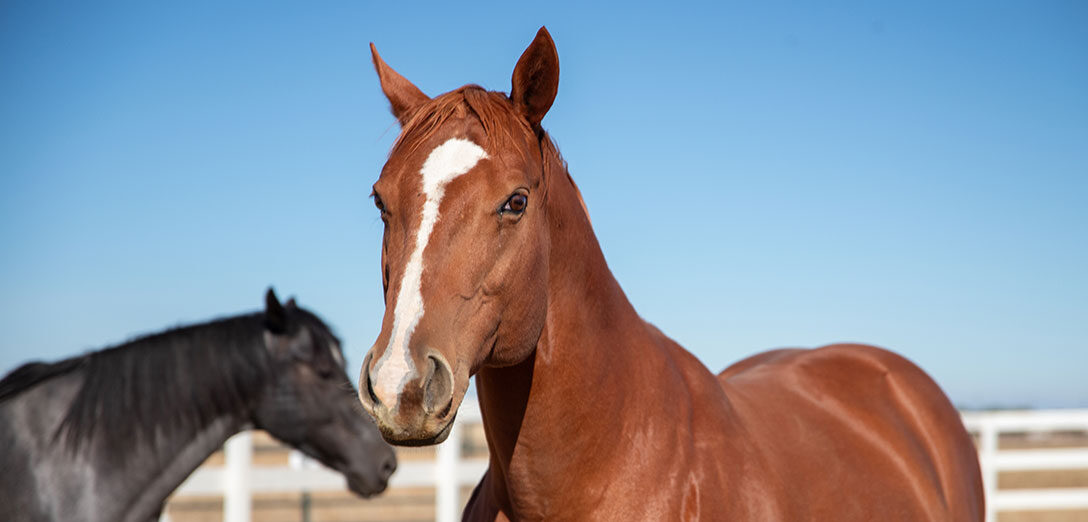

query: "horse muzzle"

left=359, top=350, right=460, bottom=445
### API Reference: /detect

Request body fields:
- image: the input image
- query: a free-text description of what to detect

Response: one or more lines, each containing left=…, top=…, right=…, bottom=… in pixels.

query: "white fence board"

left=992, top=448, right=1088, bottom=471
left=962, top=409, right=1088, bottom=522
left=990, top=488, right=1088, bottom=511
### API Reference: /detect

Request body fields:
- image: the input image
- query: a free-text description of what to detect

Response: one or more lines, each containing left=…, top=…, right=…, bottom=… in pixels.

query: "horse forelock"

left=393, top=86, right=529, bottom=155
left=389, top=85, right=574, bottom=219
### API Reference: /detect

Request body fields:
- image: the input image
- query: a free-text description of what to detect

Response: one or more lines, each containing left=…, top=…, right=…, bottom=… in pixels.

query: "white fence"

left=961, top=409, right=1088, bottom=522
left=169, top=407, right=1088, bottom=522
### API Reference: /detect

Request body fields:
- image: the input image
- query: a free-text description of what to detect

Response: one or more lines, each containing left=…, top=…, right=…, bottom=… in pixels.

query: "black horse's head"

left=253, top=289, right=396, bottom=497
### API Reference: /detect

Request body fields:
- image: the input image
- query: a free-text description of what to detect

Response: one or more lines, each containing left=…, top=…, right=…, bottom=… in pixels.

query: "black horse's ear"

left=285, top=297, right=297, bottom=309
left=264, top=288, right=288, bottom=334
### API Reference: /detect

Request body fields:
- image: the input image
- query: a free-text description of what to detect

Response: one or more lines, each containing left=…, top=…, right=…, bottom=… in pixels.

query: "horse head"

left=256, top=289, right=397, bottom=495
left=359, top=28, right=567, bottom=445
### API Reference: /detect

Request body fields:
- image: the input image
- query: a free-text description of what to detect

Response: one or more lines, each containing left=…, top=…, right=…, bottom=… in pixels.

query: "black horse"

left=0, top=289, right=396, bottom=522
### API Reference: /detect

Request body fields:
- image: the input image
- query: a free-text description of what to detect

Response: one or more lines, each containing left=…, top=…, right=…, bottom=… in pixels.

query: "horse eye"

left=372, top=192, right=386, bottom=214
left=502, top=193, right=528, bottom=214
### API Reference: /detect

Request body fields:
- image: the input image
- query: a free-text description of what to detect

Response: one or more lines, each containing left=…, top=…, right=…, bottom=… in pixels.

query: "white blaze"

left=371, top=137, right=488, bottom=405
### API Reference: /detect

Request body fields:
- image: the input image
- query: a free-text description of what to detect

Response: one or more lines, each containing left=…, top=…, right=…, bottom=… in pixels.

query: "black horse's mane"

left=1, top=311, right=293, bottom=454
left=62, top=313, right=276, bottom=453
left=0, top=304, right=337, bottom=454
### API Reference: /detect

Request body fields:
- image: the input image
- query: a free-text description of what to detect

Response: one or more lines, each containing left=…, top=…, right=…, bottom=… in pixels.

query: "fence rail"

left=961, top=409, right=1088, bottom=522
left=168, top=407, right=1088, bottom=522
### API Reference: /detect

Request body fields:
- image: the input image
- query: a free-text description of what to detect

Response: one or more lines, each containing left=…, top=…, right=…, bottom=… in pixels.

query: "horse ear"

left=264, top=288, right=287, bottom=334
left=371, top=43, right=430, bottom=125
left=285, top=297, right=297, bottom=309
left=510, top=26, right=559, bottom=129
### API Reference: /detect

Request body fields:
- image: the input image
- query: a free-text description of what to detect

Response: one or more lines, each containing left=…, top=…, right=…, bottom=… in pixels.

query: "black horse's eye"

left=501, top=193, right=528, bottom=215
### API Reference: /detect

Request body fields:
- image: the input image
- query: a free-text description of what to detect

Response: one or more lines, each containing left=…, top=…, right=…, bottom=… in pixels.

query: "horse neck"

left=475, top=152, right=681, bottom=506
left=71, top=324, right=266, bottom=521
left=1, top=357, right=253, bottom=522
left=118, top=416, right=247, bottom=522
left=88, top=351, right=255, bottom=522
left=101, top=332, right=264, bottom=516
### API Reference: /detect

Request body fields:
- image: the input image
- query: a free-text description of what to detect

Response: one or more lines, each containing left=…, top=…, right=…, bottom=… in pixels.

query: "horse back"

left=717, top=343, right=984, bottom=521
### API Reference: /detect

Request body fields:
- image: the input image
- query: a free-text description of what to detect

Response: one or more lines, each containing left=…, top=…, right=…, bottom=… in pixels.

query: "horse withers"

left=357, top=27, right=983, bottom=521
left=0, top=289, right=396, bottom=522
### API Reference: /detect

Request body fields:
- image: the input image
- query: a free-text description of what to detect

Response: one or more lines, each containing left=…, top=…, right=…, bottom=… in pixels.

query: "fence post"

left=436, top=420, right=462, bottom=522
left=978, top=419, right=998, bottom=522
left=224, top=431, right=253, bottom=522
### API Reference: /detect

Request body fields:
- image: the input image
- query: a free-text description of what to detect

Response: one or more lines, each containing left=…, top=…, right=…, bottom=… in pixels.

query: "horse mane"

left=51, top=313, right=276, bottom=454
left=1, top=304, right=341, bottom=456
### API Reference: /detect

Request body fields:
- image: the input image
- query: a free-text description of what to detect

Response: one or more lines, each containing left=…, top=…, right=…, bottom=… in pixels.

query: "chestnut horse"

left=358, top=27, right=984, bottom=521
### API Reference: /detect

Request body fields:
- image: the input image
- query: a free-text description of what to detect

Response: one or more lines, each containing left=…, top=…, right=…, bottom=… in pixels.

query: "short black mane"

left=0, top=312, right=289, bottom=456
left=59, top=312, right=275, bottom=454
left=0, top=302, right=342, bottom=457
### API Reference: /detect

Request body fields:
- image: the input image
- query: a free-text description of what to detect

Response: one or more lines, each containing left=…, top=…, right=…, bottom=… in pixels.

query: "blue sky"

left=2, top=2, right=1085, bottom=408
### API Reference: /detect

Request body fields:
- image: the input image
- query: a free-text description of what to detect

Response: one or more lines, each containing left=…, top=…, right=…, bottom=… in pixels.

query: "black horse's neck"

left=0, top=314, right=276, bottom=522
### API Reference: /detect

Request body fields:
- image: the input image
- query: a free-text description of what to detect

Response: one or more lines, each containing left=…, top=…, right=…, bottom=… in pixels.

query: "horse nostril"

left=362, top=354, right=381, bottom=408
left=380, top=452, right=397, bottom=479
left=423, top=354, right=453, bottom=416
left=366, top=370, right=380, bottom=407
